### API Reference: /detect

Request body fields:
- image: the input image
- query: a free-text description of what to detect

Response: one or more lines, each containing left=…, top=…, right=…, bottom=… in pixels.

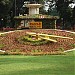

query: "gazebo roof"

left=25, top=4, right=42, bottom=8
left=14, top=14, right=59, bottom=20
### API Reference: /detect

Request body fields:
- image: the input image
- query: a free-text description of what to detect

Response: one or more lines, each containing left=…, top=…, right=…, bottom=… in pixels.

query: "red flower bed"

left=0, top=29, right=75, bottom=55
left=3, top=27, right=14, bottom=31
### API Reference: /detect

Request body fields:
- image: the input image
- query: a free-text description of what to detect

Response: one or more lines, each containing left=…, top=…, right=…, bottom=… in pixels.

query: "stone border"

left=0, top=29, right=75, bottom=34
left=64, top=48, right=75, bottom=53
left=0, top=50, right=5, bottom=52
left=54, top=29, right=75, bottom=34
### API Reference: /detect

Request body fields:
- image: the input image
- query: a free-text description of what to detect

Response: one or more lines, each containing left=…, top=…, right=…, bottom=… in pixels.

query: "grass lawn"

left=0, top=51, right=75, bottom=75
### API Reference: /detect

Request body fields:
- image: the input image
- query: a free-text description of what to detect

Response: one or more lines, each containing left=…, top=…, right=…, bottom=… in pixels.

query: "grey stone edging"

left=64, top=48, right=75, bottom=53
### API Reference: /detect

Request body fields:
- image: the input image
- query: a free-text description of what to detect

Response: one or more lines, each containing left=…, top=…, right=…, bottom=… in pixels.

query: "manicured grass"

left=0, top=52, right=75, bottom=75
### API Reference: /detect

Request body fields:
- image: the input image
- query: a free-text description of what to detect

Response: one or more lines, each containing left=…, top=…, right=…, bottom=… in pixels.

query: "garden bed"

left=0, top=29, right=75, bottom=55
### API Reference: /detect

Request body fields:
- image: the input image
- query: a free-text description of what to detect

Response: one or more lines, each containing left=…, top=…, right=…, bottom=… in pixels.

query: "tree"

left=0, top=0, right=13, bottom=17
left=37, top=0, right=47, bottom=14
left=44, top=0, right=58, bottom=15
left=56, top=0, right=74, bottom=29
left=71, top=6, right=75, bottom=29
left=0, top=0, right=14, bottom=27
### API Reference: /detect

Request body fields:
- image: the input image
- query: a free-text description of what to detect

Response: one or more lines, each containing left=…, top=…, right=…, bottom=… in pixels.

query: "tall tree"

left=0, top=0, right=13, bottom=18
left=45, top=0, right=56, bottom=14
left=56, top=0, right=73, bottom=29
left=71, top=6, right=75, bottom=29
left=0, top=0, right=14, bottom=27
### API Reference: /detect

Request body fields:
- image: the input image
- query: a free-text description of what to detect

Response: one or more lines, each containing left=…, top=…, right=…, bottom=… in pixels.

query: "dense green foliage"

left=0, top=0, right=14, bottom=27
left=0, top=0, right=75, bottom=29
left=56, top=0, right=74, bottom=29
left=0, top=51, right=74, bottom=75
left=45, top=0, right=75, bottom=29
left=0, top=0, right=13, bottom=17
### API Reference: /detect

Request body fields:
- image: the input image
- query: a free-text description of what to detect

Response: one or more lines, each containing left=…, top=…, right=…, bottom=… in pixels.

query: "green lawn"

left=0, top=51, right=75, bottom=75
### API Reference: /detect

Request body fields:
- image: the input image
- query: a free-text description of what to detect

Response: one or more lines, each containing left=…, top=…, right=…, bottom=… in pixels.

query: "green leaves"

left=1, top=0, right=11, bottom=5
left=0, top=0, right=13, bottom=17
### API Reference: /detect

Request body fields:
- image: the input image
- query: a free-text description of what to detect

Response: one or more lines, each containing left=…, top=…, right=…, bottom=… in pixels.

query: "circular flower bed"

left=0, top=29, right=75, bottom=55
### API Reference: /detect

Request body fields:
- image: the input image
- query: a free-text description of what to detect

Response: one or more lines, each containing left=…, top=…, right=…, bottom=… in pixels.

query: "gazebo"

left=14, top=1, right=59, bottom=29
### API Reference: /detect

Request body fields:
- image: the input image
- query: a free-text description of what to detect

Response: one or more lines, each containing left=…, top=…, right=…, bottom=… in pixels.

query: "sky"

left=69, top=0, right=75, bottom=8
left=69, top=3, right=75, bottom=8
left=44, top=0, right=75, bottom=11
